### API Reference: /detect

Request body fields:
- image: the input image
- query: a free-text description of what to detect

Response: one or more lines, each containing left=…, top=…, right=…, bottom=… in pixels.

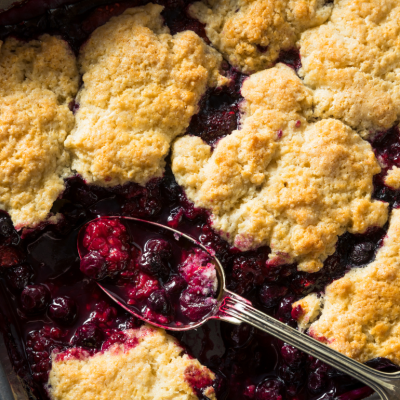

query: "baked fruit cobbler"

left=0, top=0, right=399, bottom=399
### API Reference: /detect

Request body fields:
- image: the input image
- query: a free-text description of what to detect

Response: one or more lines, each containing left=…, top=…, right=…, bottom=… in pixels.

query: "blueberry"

left=179, top=289, right=216, bottom=322
left=6, top=264, right=31, bottom=290
left=21, top=285, right=50, bottom=313
left=71, top=323, right=104, bottom=349
left=147, top=290, right=171, bottom=316
left=137, top=239, right=173, bottom=279
left=280, top=344, right=306, bottom=368
left=278, top=363, right=304, bottom=385
left=276, top=295, right=297, bottom=322
left=258, top=284, right=288, bottom=308
left=255, top=378, right=283, bottom=400
left=48, top=296, right=77, bottom=325
left=80, top=251, right=107, bottom=280
left=145, top=239, right=173, bottom=260
left=164, top=275, right=186, bottom=296
left=0, top=215, right=14, bottom=238
left=308, top=368, right=329, bottom=394
left=223, top=323, right=255, bottom=348
left=349, top=242, right=375, bottom=265
left=137, top=253, right=169, bottom=279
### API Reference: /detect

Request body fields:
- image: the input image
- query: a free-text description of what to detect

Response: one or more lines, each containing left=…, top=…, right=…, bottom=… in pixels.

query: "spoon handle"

left=215, top=290, right=400, bottom=400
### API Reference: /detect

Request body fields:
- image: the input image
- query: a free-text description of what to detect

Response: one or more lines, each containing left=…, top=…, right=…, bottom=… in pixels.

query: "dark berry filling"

left=0, top=2, right=397, bottom=400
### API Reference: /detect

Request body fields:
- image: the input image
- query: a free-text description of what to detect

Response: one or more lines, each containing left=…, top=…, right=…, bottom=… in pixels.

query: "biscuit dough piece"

left=190, top=0, right=332, bottom=73
left=65, top=4, right=227, bottom=187
left=48, top=325, right=216, bottom=400
left=172, top=64, right=387, bottom=272
left=0, top=35, right=79, bottom=228
left=294, top=209, right=400, bottom=365
left=299, top=0, right=400, bottom=136
left=292, top=293, right=322, bottom=332
left=385, top=165, right=400, bottom=190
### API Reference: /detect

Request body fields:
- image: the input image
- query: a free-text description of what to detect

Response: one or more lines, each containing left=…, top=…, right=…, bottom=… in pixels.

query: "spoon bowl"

left=77, top=216, right=238, bottom=331
left=77, top=216, right=400, bottom=400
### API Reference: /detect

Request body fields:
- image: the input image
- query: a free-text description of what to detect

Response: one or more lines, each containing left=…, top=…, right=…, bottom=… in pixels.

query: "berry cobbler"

left=0, top=1, right=399, bottom=400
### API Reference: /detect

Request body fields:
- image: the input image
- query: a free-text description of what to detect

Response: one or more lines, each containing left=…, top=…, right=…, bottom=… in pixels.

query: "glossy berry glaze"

left=80, top=218, right=218, bottom=326
left=0, top=1, right=399, bottom=400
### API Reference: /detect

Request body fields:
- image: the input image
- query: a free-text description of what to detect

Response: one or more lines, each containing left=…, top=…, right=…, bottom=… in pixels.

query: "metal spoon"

left=77, top=216, right=400, bottom=400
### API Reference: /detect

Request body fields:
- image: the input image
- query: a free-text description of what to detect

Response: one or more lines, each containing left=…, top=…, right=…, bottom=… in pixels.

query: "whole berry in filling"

left=258, top=284, right=288, bottom=308
left=281, top=344, right=306, bottom=368
left=26, top=326, right=67, bottom=383
left=6, top=264, right=32, bottom=290
left=0, top=213, right=14, bottom=238
left=70, top=323, right=104, bottom=349
left=48, top=296, right=78, bottom=325
left=180, top=289, right=217, bottom=322
left=255, top=378, right=283, bottom=400
left=179, top=249, right=218, bottom=296
left=146, top=289, right=171, bottom=316
left=20, top=284, right=50, bottom=313
left=80, top=218, right=129, bottom=279
left=127, top=272, right=160, bottom=304
left=164, top=274, right=187, bottom=296
left=0, top=245, right=22, bottom=268
left=178, top=249, right=218, bottom=321
left=137, top=238, right=172, bottom=279
left=349, top=242, right=375, bottom=265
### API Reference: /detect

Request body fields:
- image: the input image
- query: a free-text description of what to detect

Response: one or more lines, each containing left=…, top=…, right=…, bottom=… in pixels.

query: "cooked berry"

left=6, top=264, right=31, bottom=290
left=81, top=218, right=129, bottom=279
left=222, top=323, right=255, bottom=349
left=128, top=272, right=160, bottom=303
left=280, top=344, right=306, bottom=368
left=147, top=290, right=171, bottom=316
left=70, top=323, right=104, bottom=349
left=276, top=295, right=297, bottom=323
left=21, top=285, right=50, bottom=313
left=137, top=239, right=172, bottom=279
left=278, top=363, right=304, bottom=385
left=164, top=275, right=187, bottom=296
left=0, top=214, right=14, bottom=238
left=258, top=284, right=288, bottom=308
left=48, top=297, right=78, bottom=325
left=0, top=245, right=21, bottom=268
left=231, top=252, right=267, bottom=295
left=349, top=242, right=375, bottom=265
left=180, top=289, right=216, bottom=322
left=255, top=379, right=283, bottom=400
left=80, top=251, right=107, bottom=280
left=308, top=368, right=329, bottom=394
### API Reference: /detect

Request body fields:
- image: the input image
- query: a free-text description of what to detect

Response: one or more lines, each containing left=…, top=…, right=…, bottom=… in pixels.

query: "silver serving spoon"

left=78, top=216, right=400, bottom=400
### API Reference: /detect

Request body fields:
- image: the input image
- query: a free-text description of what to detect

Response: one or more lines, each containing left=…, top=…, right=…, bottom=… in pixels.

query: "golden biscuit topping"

left=190, top=0, right=332, bottom=73
left=48, top=325, right=216, bottom=400
left=385, top=166, right=400, bottom=189
left=294, top=209, right=400, bottom=365
left=0, top=35, right=79, bottom=228
left=65, top=4, right=228, bottom=187
left=172, top=65, right=387, bottom=272
left=299, top=0, right=400, bottom=135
